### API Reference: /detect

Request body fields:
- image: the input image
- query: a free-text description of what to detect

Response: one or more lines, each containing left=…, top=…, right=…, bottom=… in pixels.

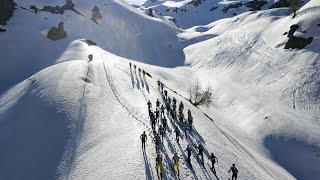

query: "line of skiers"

left=140, top=79, right=238, bottom=179
left=129, top=62, right=152, bottom=78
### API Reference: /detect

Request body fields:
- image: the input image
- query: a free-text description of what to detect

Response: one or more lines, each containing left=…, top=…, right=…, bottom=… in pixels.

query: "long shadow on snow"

left=143, top=151, right=155, bottom=180
left=0, top=82, right=70, bottom=180
left=177, top=143, right=200, bottom=180
left=130, top=67, right=135, bottom=89
left=264, top=136, right=320, bottom=180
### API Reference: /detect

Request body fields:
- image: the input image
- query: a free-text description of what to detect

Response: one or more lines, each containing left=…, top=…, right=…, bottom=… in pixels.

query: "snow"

left=0, top=0, right=320, bottom=179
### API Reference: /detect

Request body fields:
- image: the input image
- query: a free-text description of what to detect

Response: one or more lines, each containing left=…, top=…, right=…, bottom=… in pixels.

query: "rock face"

left=222, top=2, right=243, bottom=14
left=0, top=28, right=7, bottom=33
left=245, top=0, right=268, bottom=11
left=0, top=0, right=16, bottom=25
left=284, top=25, right=313, bottom=49
left=29, top=0, right=83, bottom=16
left=47, top=22, right=67, bottom=41
left=269, top=0, right=290, bottom=9
left=91, top=6, right=102, bottom=24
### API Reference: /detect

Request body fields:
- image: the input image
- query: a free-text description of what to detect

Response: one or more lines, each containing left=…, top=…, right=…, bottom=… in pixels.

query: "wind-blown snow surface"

left=0, top=0, right=184, bottom=94
left=0, top=42, right=295, bottom=180
left=1, top=0, right=320, bottom=180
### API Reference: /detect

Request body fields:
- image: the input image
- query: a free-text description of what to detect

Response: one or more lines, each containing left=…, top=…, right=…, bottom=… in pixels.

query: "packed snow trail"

left=98, top=51, right=279, bottom=180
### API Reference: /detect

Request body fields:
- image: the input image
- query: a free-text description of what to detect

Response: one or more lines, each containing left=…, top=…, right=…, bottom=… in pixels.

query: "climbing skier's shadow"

left=130, top=67, right=135, bottom=89
left=143, top=152, right=154, bottom=180
left=139, top=72, right=144, bottom=89
left=135, top=69, right=140, bottom=90
left=177, top=143, right=199, bottom=180
left=144, top=75, right=150, bottom=93
left=159, top=145, right=178, bottom=180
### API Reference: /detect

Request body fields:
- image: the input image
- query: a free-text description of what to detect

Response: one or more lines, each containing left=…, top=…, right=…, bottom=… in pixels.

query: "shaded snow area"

left=0, top=0, right=320, bottom=180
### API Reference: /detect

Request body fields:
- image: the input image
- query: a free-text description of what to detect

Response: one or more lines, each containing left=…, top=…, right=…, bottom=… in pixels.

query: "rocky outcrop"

left=30, top=0, right=83, bottom=16
left=0, top=0, right=16, bottom=25
left=284, top=25, right=313, bottom=49
left=245, top=0, right=268, bottom=11
left=91, top=6, right=102, bottom=24
left=222, top=2, right=243, bottom=14
left=269, top=0, right=289, bottom=9
left=47, top=22, right=67, bottom=41
left=0, top=28, right=7, bottom=33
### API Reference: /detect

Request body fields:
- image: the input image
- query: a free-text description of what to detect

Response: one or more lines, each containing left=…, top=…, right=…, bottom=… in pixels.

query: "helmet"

left=232, top=164, right=235, bottom=166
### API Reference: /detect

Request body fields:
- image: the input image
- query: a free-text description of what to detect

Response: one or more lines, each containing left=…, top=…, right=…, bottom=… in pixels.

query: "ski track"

left=65, top=61, right=91, bottom=179
left=100, top=54, right=217, bottom=180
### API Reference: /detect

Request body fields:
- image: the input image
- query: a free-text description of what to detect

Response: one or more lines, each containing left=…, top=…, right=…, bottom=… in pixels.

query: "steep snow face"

left=0, top=0, right=184, bottom=94
left=0, top=41, right=296, bottom=180
left=140, top=0, right=310, bottom=29
left=182, top=1, right=320, bottom=179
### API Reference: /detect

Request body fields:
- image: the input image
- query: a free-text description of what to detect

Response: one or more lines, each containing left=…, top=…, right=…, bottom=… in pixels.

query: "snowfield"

left=0, top=0, right=320, bottom=180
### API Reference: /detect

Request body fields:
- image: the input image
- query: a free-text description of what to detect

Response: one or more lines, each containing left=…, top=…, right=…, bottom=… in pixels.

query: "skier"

left=140, top=131, right=147, bottom=151
left=208, top=152, right=218, bottom=173
left=155, top=109, right=160, bottom=123
left=174, top=126, right=180, bottom=143
left=168, top=97, right=171, bottom=106
left=156, top=99, right=160, bottom=109
left=160, top=105, right=165, bottom=117
left=187, top=109, right=192, bottom=119
left=161, top=117, right=167, bottom=132
left=150, top=112, right=156, bottom=130
left=138, top=68, right=141, bottom=74
left=179, top=101, right=184, bottom=110
left=156, top=153, right=163, bottom=178
left=154, top=133, right=162, bottom=152
left=160, top=83, right=164, bottom=94
left=183, top=120, right=189, bottom=138
left=172, top=153, right=180, bottom=176
left=164, top=90, right=168, bottom=99
left=185, top=145, right=192, bottom=164
left=157, top=79, right=161, bottom=88
left=179, top=111, right=184, bottom=124
left=196, top=143, right=204, bottom=164
left=129, top=62, right=132, bottom=68
left=229, top=164, right=238, bottom=180
left=88, top=54, right=93, bottom=62
left=134, top=64, right=137, bottom=70
left=142, top=69, right=146, bottom=76
left=188, top=115, right=193, bottom=130
left=158, top=125, right=165, bottom=141
left=147, top=100, right=152, bottom=111
left=173, top=97, right=177, bottom=105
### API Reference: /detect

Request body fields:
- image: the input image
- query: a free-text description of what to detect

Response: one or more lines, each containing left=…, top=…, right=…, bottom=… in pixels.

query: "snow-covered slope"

left=0, top=41, right=295, bottom=180
left=0, top=0, right=319, bottom=179
left=140, top=0, right=310, bottom=29
left=0, top=0, right=184, bottom=94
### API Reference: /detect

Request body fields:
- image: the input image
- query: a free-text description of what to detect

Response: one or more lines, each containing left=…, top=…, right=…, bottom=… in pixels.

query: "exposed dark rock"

left=91, top=6, right=102, bottom=24
left=39, top=0, right=83, bottom=16
left=0, top=28, right=7, bottom=33
left=285, top=36, right=313, bottom=49
left=0, top=0, right=16, bottom=25
left=82, top=39, right=97, bottom=46
left=288, top=24, right=299, bottom=38
left=284, top=24, right=313, bottom=49
left=30, top=5, right=39, bottom=14
left=209, top=6, right=218, bottom=11
left=245, top=0, right=267, bottom=11
left=47, top=22, right=67, bottom=40
left=269, top=0, right=289, bottom=9
left=222, top=2, right=243, bottom=14
left=188, top=0, right=202, bottom=7
left=147, top=8, right=153, bottom=17
left=283, top=32, right=288, bottom=35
